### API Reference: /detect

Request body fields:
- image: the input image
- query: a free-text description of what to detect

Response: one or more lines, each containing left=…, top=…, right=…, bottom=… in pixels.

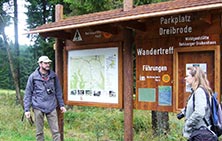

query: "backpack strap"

left=33, top=76, right=56, bottom=93
left=201, top=87, right=212, bottom=126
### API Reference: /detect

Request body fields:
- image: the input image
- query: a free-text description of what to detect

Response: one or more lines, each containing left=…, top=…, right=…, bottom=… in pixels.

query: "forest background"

left=0, top=0, right=169, bottom=90
left=0, top=0, right=187, bottom=141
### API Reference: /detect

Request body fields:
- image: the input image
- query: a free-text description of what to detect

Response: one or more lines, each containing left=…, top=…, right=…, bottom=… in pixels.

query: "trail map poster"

left=68, top=47, right=119, bottom=103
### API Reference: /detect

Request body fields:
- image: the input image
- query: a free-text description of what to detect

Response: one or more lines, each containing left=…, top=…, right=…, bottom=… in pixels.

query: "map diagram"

left=68, top=47, right=118, bottom=103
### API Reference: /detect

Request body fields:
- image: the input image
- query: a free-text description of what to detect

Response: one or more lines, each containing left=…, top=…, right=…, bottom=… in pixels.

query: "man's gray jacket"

left=24, top=67, right=65, bottom=113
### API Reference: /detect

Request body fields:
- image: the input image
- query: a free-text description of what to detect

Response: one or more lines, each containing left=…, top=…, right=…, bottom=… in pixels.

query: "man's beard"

left=42, top=66, right=50, bottom=71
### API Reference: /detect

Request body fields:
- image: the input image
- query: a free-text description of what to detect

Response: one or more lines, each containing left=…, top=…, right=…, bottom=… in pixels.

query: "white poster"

left=185, top=63, right=207, bottom=92
left=68, top=47, right=118, bottom=103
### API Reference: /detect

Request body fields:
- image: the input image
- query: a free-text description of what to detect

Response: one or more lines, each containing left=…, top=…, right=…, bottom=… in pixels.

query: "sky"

left=4, top=0, right=32, bottom=45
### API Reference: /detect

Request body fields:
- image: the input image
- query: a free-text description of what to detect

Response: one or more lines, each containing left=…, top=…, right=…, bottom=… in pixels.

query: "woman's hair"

left=187, top=66, right=213, bottom=95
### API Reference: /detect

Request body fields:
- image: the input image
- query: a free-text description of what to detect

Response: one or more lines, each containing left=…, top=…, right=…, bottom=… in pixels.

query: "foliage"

left=0, top=0, right=11, bottom=31
left=25, top=0, right=60, bottom=69
left=0, top=44, right=37, bottom=90
left=0, top=44, right=14, bottom=89
left=63, top=0, right=123, bottom=16
left=19, top=45, right=38, bottom=89
left=0, top=90, right=188, bottom=141
left=62, top=0, right=170, bottom=16
left=25, top=0, right=54, bottom=29
left=0, top=0, right=12, bottom=49
left=134, top=0, right=170, bottom=6
left=24, top=0, right=74, bottom=70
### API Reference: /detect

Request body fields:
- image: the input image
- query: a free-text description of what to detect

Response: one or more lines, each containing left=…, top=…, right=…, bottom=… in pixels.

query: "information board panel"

left=64, top=43, right=123, bottom=108
left=173, top=46, right=220, bottom=111
left=135, top=11, right=221, bottom=112
left=68, top=47, right=118, bottom=103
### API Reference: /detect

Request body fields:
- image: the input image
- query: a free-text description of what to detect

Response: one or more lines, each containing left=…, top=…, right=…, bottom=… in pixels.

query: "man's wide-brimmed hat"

left=37, top=56, right=52, bottom=63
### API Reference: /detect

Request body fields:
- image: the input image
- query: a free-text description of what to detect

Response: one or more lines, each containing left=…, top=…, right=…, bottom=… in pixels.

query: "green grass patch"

left=0, top=89, right=187, bottom=141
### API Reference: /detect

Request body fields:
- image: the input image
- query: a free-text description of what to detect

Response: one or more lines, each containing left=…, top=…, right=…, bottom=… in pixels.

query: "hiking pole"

left=21, top=112, right=34, bottom=126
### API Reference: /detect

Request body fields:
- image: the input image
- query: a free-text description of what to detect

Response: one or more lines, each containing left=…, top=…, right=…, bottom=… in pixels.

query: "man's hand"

left=25, top=111, right=31, bottom=118
left=60, top=107, right=66, bottom=113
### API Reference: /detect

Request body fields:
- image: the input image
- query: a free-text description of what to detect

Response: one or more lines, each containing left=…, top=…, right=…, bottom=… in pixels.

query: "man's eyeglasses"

left=42, top=62, right=51, bottom=65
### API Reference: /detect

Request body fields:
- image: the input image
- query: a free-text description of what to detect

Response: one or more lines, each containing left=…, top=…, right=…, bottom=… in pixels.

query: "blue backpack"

left=194, top=88, right=222, bottom=137
left=209, top=93, right=222, bottom=137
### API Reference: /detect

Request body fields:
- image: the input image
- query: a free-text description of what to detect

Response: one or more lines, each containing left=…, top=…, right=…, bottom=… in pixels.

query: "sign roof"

left=28, top=0, right=222, bottom=34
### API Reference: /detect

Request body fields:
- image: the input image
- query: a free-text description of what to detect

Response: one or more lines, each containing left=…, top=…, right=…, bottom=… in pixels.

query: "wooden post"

left=55, top=4, right=64, bottom=141
left=55, top=4, right=63, bottom=22
left=123, top=0, right=133, bottom=11
left=55, top=40, right=64, bottom=141
left=123, top=29, right=134, bottom=141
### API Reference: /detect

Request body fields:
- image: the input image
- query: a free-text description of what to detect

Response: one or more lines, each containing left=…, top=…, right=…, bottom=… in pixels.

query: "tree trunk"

left=14, top=0, right=21, bottom=103
left=2, top=27, right=23, bottom=108
left=151, top=111, right=169, bottom=136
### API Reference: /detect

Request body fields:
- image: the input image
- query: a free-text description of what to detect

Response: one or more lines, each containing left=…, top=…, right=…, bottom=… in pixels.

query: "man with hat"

left=24, top=55, right=66, bottom=141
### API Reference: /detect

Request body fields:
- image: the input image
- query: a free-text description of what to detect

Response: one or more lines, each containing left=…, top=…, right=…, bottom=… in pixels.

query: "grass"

left=0, top=89, right=187, bottom=141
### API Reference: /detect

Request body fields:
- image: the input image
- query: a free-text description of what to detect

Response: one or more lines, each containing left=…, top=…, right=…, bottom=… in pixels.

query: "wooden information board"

left=135, top=10, right=221, bottom=112
left=63, top=29, right=124, bottom=108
